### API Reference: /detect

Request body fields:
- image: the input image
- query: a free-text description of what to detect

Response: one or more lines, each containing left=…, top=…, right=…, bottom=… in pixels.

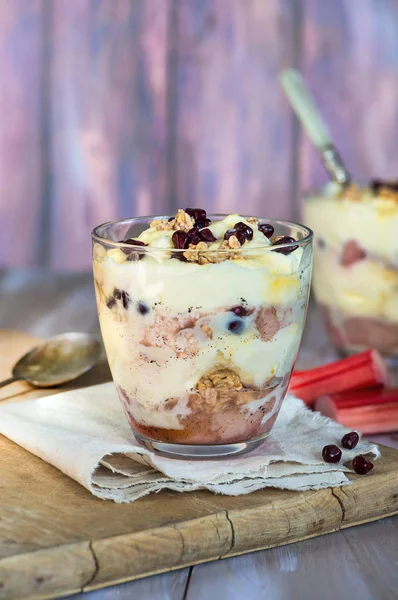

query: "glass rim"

left=91, top=214, right=313, bottom=254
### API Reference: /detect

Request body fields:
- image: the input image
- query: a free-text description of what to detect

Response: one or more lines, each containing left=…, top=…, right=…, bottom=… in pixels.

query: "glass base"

left=135, top=433, right=267, bottom=460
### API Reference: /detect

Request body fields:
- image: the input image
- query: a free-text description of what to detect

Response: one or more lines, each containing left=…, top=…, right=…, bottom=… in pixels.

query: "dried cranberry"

left=113, top=288, right=122, bottom=300
left=199, top=228, right=216, bottom=243
left=172, top=230, right=189, bottom=249
left=231, top=306, right=249, bottom=317
left=340, top=240, right=366, bottom=267
left=235, top=222, right=253, bottom=240
left=123, top=239, right=146, bottom=246
left=341, top=431, right=359, bottom=450
left=322, top=444, right=342, bottom=463
left=187, top=227, right=201, bottom=245
left=119, top=238, right=147, bottom=256
left=172, top=253, right=188, bottom=262
left=195, top=218, right=211, bottom=228
left=235, top=230, right=247, bottom=245
left=352, top=455, right=374, bottom=475
left=228, top=319, right=245, bottom=334
left=121, top=291, right=130, bottom=309
left=224, top=228, right=237, bottom=240
left=370, top=179, right=398, bottom=194
left=258, top=223, right=274, bottom=239
left=370, top=179, right=383, bottom=193
left=137, top=302, right=149, bottom=315
left=273, top=236, right=298, bottom=255
left=185, top=208, right=207, bottom=221
left=106, top=297, right=116, bottom=309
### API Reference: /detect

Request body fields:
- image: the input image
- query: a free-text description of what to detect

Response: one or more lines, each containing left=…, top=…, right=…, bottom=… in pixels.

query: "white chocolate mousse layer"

left=305, top=183, right=398, bottom=324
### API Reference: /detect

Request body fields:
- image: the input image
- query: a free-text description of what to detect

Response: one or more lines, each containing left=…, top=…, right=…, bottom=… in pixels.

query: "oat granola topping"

left=340, top=183, right=361, bottom=202
left=377, top=188, right=398, bottom=203
left=200, top=323, right=213, bottom=339
left=271, top=235, right=285, bottom=244
left=173, top=209, right=195, bottom=231
left=246, top=216, right=259, bottom=225
left=223, top=235, right=241, bottom=249
left=183, top=241, right=208, bottom=262
left=197, top=368, right=243, bottom=391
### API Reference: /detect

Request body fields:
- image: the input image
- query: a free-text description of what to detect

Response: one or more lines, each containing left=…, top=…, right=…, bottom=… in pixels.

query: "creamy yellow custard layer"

left=93, top=213, right=311, bottom=427
left=305, top=185, right=398, bottom=322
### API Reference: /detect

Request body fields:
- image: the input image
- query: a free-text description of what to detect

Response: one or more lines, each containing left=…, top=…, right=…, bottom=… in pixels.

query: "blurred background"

left=1, top=0, right=398, bottom=271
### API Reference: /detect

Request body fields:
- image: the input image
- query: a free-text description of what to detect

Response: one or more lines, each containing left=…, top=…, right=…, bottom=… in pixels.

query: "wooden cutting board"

left=1, top=330, right=398, bottom=600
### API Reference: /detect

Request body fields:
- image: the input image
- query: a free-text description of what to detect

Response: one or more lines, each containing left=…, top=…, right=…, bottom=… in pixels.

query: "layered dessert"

left=93, top=210, right=312, bottom=450
left=305, top=180, right=398, bottom=358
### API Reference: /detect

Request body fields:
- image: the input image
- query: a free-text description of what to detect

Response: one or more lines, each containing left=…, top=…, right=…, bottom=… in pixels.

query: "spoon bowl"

left=1, top=333, right=102, bottom=389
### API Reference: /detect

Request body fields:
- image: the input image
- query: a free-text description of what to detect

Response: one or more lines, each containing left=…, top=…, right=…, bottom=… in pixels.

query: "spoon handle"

left=0, top=377, right=24, bottom=389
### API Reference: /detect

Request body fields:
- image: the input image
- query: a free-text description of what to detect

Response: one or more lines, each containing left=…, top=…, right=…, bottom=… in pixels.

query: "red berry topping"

left=106, top=297, right=116, bottom=309
left=123, top=239, right=147, bottom=246
left=340, top=240, right=366, bottom=267
left=224, top=228, right=237, bottom=240
left=231, top=305, right=249, bottom=317
left=273, top=236, right=298, bottom=255
left=185, top=208, right=207, bottom=221
left=137, top=302, right=149, bottom=315
left=187, top=227, right=201, bottom=245
left=235, top=230, right=247, bottom=245
left=235, top=222, right=254, bottom=240
left=322, top=444, right=342, bottom=463
left=341, top=431, right=359, bottom=450
left=258, top=223, right=274, bottom=238
left=172, top=230, right=189, bottom=249
left=195, top=218, right=211, bottom=228
left=228, top=319, right=245, bottom=334
left=119, top=239, right=147, bottom=256
left=370, top=179, right=398, bottom=194
left=352, top=455, right=374, bottom=475
left=121, top=291, right=130, bottom=309
left=199, top=228, right=216, bottom=243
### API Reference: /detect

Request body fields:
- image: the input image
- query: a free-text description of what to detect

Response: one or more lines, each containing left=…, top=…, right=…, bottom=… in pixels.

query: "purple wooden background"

left=1, top=0, right=398, bottom=270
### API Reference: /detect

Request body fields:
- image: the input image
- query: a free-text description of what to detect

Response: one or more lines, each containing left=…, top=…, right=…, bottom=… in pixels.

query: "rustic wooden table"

left=1, top=270, right=397, bottom=600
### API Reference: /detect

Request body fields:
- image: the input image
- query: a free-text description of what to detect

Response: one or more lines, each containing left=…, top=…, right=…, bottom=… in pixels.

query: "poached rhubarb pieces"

left=289, top=350, right=396, bottom=435
left=289, top=350, right=390, bottom=405
left=315, top=388, right=398, bottom=435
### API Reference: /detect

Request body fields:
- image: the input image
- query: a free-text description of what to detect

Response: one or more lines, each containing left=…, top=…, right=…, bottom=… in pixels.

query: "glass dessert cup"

left=92, top=214, right=313, bottom=459
left=304, top=182, right=398, bottom=362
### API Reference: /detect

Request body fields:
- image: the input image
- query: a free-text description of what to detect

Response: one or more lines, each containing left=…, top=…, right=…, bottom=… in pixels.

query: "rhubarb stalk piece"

left=289, top=350, right=390, bottom=405
left=315, top=388, right=398, bottom=435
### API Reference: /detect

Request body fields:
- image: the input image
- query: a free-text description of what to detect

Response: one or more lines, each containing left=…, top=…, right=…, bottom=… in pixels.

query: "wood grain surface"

left=0, top=0, right=45, bottom=267
left=2, top=0, right=398, bottom=269
left=0, top=270, right=398, bottom=600
left=299, top=0, right=398, bottom=201
left=173, top=0, right=298, bottom=219
left=49, top=0, right=170, bottom=270
left=0, top=322, right=397, bottom=600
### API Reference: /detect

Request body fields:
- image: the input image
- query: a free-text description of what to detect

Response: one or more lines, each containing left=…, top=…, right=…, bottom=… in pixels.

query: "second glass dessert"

left=305, top=181, right=398, bottom=360
left=92, top=210, right=313, bottom=458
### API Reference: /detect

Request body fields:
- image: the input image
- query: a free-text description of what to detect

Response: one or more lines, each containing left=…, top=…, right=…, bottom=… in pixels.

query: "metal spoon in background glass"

left=0, top=332, right=102, bottom=389
left=280, top=68, right=351, bottom=187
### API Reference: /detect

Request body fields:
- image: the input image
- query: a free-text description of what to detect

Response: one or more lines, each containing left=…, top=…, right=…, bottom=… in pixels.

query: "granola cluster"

left=197, top=368, right=243, bottom=392
left=99, top=208, right=298, bottom=266
left=150, top=209, right=195, bottom=232
left=183, top=237, right=242, bottom=264
left=341, top=181, right=398, bottom=203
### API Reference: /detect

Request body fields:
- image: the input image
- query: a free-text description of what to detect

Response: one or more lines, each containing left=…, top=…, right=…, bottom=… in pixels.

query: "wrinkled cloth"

left=0, top=383, right=379, bottom=503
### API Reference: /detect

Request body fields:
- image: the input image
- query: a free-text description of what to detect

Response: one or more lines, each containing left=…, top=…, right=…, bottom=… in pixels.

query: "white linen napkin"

left=0, top=383, right=379, bottom=503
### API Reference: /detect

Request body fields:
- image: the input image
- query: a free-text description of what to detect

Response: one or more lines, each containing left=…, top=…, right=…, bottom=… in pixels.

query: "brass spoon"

left=0, top=332, right=102, bottom=389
